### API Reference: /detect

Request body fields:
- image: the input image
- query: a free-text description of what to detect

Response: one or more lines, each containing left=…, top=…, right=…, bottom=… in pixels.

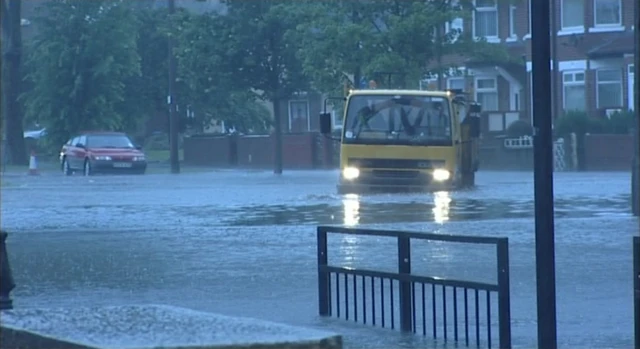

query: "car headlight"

left=94, top=156, right=112, bottom=161
left=342, top=167, right=360, bottom=180
left=133, top=156, right=145, bottom=161
left=432, top=169, right=451, bottom=181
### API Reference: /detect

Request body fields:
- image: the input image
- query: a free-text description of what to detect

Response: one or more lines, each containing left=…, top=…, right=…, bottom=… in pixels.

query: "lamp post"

left=531, top=0, right=558, bottom=348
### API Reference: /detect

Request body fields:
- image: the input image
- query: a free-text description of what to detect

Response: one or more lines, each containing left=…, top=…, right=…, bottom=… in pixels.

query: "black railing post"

left=0, top=231, right=15, bottom=310
left=633, top=236, right=639, bottom=349
left=398, top=234, right=412, bottom=332
left=318, top=227, right=330, bottom=316
left=497, top=238, right=512, bottom=349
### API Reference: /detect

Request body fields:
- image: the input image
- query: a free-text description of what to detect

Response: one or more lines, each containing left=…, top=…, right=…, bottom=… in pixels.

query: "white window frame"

left=527, top=0, right=531, bottom=38
left=562, top=71, right=586, bottom=111
left=474, top=76, right=499, bottom=111
left=596, top=68, right=623, bottom=108
left=593, top=0, right=622, bottom=27
left=447, top=77, right=466, bottom=91
left=472, top=0, right=499, bottom=42
left=288, top=99, right=310, bottom=132
left=629, top=64, right=635, bottom=111
left=560, top=0, right=585, bottom=30
left=508, top=5, right=517, bottom=39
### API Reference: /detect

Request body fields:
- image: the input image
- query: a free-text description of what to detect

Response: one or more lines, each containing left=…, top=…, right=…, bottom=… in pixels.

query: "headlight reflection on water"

left=342, top=193, right=360, bottom=226
left=432, top=191, right=451, bottom=224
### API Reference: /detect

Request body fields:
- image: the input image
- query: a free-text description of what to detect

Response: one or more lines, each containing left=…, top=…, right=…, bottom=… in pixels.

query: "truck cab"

left=320, top=89, right=481, bottom=194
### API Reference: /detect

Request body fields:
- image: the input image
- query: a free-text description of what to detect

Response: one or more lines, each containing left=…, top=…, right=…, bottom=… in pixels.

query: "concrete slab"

left=0, top=304, right=342, bottom=349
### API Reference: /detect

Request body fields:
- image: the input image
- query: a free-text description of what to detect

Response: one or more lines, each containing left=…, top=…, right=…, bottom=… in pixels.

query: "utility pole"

left=168, top=0, right=180, bottom=174
left=531, top=0, right=558, bottom=348
left=633, top=0, right=640, bottom=216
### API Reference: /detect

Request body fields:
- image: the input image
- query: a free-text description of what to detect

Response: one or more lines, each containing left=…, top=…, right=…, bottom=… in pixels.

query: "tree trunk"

left=2, top=0, right=27, bottom=165
left=272, top=97, right=283, bottom=174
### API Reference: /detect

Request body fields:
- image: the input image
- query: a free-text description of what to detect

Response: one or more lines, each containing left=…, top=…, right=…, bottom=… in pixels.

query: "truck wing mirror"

left=319, top=112, right=332, bottom=134
left=469, top=103, right=482, bottom=114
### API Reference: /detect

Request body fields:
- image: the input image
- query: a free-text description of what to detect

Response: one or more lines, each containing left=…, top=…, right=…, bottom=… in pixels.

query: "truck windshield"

left=343, top=94, right=452, bottom=146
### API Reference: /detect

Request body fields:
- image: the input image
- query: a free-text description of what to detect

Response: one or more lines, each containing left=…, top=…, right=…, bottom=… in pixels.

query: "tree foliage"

left=295, top=0, right=512, bottom=91
left=21, top=0, right=141, bottom=148
left=17, top=0, right=518, bottom=156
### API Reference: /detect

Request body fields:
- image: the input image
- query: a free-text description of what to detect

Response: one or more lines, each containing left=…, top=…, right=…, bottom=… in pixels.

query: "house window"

left=629, top=64, right=635, bottom=110
left=562, top=71, right=586, bottom=111
left=475, top=77, right=499, bottom=111
left=528, top=0, right=531, bottom=35
left=446, top=17, right=464, bottom=41
left=473, top=0, right=498, bottom=39
left=448, top=78, right=466, bottom=91
left=596, top=68, right=623, bottom=108
left=594, top=0, right=621, bottom=26
left=288, top=100, right=310, bottom=132
left=561, top=0, right=584, bottom=29
left=509, top=6, right=516, bottom=37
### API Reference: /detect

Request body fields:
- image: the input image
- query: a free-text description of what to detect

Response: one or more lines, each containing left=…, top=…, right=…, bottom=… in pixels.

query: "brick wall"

left=583, top=134, right=633, bottom=171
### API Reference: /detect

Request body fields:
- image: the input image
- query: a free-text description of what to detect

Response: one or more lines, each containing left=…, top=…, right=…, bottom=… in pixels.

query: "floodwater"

left=1, top=169, right=637, bottom=348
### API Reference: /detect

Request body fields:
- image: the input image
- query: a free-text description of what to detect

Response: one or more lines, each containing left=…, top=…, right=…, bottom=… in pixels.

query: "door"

left=70, top=136, right=87, bottom=169
left=629, top=64, right=635, bottom=111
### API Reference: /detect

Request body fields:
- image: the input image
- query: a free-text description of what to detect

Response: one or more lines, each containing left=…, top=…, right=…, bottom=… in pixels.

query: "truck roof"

left=348, top=89, right=451, bottom=98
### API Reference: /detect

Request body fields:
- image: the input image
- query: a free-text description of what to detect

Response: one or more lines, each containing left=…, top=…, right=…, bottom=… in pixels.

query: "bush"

left=553, top=110, right=631, bottom=137
left=506, top=119, right=533, bottom=137
left=554, top=110, right=590, bottom=138
left=608, top=110, right=634, bottom=134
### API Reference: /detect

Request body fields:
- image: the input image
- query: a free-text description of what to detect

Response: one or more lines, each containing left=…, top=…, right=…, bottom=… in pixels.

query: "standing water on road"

left=0, top=170, right=636, bottom=348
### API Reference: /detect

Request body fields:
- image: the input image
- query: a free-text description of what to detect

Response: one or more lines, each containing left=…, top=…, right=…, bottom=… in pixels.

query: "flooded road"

left=1, top=170, right=637, bottom=348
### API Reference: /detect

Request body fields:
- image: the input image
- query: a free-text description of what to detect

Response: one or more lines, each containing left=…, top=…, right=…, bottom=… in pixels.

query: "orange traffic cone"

left=28, top=151, right=39, bottom=176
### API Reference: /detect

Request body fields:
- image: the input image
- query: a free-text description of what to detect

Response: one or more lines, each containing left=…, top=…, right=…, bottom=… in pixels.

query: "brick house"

left=429, top=0, right=636, bottom=133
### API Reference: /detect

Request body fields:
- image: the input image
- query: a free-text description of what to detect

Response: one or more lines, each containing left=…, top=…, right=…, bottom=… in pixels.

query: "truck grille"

left=347, top=158, right=445, bottom=169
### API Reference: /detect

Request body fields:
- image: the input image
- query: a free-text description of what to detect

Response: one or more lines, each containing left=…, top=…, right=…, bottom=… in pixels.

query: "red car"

left=59, top=131, right=147, bottom=176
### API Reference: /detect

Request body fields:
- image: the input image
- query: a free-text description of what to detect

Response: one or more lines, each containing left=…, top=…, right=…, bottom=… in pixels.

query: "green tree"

left=218, top=0, right=310, bottom=174
left=173, top=9, right=273, bottom=135
left=296, top=0, right=512, bottom=92
left=21, top=0, right=141, bottom=149
left=121, top=7, right=172, bottom=137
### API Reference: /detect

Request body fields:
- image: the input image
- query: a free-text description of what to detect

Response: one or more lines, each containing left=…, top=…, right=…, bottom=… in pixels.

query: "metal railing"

left=317, top=226, right=511, bottom=349
left=634, top=236, right=639, bottom=349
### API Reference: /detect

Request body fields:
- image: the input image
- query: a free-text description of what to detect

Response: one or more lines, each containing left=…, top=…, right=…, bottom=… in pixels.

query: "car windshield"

left=343, top=94, right=452, bottom=146
left=87, top=134, right=135, bottom=148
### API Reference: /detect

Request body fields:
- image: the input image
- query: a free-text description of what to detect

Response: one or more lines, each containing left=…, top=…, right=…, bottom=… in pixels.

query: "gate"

left=634, top=236, right=639, bottom=349
left=317, top=226, right=511, bottom=349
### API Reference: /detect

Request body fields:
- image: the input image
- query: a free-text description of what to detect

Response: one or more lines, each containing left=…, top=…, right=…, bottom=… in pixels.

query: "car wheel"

left=83, top=159, right=93, bottom=176
left=62, top=158, right=72, bottom=176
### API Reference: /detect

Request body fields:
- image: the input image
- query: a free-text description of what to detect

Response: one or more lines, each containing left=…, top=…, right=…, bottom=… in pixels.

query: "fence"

left=634, top=236, right=639, bottom=349
left=502, top=136, right=566, bottom=171
left=317, top=226, right=511, bottom=349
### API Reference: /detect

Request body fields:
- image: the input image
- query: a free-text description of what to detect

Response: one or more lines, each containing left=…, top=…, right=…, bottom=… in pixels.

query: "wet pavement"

left=1, top=169, right=637, bottom=348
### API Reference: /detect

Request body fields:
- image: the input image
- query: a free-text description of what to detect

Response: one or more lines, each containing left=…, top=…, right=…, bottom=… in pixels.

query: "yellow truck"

left=319, top=88, right=482, bottom=194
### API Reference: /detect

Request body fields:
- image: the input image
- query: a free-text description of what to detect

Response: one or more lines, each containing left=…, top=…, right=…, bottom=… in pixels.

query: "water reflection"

left=342, top=194, right=360, bottom=226
left=432, top=191, right=451, bottom=224
left=340, top=235, right=359, bottom=264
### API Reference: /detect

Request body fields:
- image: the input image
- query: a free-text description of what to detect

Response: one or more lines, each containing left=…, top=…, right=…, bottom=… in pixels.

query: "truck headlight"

left=432, top=169, right=451, bottom=181
left=342, top=167, right=360, bottom=180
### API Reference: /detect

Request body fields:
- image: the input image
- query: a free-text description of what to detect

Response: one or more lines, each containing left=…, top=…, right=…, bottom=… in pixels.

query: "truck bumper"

left=337, top=180, right=457, bottom=195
